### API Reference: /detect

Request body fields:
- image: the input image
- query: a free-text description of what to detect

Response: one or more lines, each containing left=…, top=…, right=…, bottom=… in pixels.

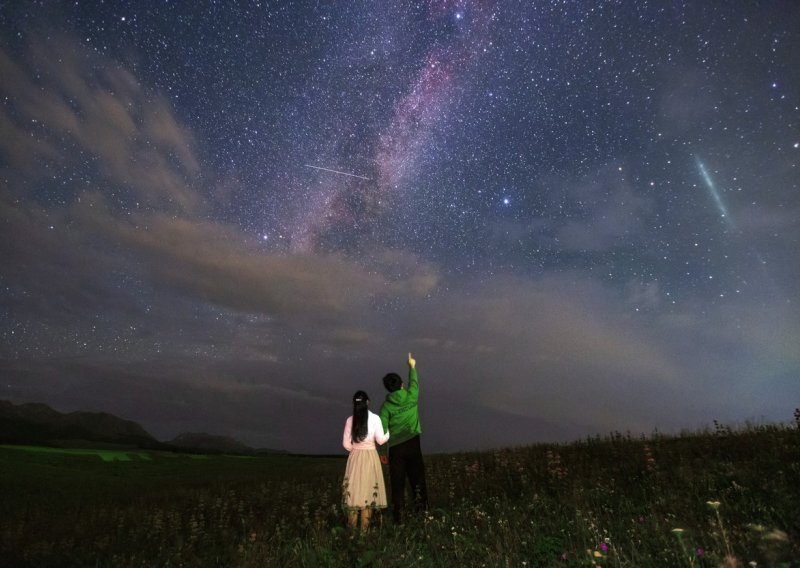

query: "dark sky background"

left=1, top=1, right=798, bottom=453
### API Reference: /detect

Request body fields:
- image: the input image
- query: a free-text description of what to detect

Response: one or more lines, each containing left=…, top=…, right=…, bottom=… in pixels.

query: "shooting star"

left=695, top=157, right=772, bottom=280
left=695, top=156, right=734, bottom=229
left=304, top=164, right=370, bottom=180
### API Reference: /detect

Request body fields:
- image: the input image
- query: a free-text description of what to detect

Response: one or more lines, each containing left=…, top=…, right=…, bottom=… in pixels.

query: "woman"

left=342, top=390, right=390, bottom=530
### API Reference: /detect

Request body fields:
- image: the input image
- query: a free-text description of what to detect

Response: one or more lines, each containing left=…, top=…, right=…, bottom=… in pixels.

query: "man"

left=379, top=352, right=428, bottom=523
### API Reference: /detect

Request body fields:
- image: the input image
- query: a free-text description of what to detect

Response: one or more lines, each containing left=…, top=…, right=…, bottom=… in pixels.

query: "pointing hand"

left=408, top=352, right=416, bottom=369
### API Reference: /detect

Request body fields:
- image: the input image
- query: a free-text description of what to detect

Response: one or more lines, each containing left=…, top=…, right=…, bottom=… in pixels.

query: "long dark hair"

left=351, top=390, right=369, bottom=444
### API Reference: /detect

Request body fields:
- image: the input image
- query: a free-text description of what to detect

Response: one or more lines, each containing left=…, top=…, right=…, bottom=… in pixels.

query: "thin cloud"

left=1, top=36, right=202, bottom=213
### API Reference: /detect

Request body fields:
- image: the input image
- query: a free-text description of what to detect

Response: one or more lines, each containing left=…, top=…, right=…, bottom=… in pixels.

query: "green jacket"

left=379, top=367, right=421, bottom=447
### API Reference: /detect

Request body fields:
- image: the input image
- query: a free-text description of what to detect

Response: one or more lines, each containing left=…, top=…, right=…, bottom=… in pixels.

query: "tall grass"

left=1, top=421, right=798, bottom=566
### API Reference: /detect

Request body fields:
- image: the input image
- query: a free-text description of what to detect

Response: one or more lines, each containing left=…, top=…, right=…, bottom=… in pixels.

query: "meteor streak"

left=304, top=164, right=370, bottom=180
left=695, top=156, right=733, bottom=228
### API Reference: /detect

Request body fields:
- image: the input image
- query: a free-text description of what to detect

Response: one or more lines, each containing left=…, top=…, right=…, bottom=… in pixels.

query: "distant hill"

left=0, top=400, right=283, bottom=455
left=0, top=400, right=163, bottom=449
left=168, top=432, right=254, bottom=454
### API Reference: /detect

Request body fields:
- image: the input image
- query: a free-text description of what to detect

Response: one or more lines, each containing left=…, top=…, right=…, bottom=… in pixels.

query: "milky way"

left=1, top=2, right=798, bottom=452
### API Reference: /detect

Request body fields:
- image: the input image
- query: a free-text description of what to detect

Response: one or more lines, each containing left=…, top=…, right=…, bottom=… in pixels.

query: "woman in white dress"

left=342, top=390, right=390, bottom=530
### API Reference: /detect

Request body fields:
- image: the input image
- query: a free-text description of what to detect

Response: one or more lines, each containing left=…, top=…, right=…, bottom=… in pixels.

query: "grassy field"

left=1, top=423, right=798, bottom=567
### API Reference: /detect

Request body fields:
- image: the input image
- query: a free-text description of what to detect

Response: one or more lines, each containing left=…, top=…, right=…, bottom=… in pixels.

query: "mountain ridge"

left=0, top=400, right=281, bottom=454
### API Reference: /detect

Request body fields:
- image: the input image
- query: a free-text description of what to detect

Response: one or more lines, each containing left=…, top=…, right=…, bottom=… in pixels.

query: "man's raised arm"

left=407, top=352, right=419, bottom=401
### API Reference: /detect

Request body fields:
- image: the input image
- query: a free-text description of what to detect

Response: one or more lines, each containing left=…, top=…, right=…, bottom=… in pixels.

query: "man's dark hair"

left=383, top=372, right=402, bottom=393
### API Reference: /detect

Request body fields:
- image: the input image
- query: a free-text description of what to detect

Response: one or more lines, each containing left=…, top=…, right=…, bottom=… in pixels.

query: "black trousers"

left=388, top=435, right=428, bottom=523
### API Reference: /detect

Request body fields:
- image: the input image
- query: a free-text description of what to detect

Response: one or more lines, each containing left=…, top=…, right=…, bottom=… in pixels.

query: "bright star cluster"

left=0, top=2, right=798, bottom=452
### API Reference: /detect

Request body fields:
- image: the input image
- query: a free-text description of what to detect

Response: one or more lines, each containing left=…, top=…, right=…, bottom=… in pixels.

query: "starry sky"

left=1, top=1, right=798, bottom=453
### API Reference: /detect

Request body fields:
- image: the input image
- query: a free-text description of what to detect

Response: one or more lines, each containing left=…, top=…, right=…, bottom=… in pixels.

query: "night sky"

left=1, top=2, right=798, bottom=453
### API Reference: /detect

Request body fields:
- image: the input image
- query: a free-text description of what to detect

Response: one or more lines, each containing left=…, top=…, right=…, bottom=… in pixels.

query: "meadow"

left=1, top=421, right=798, bottom=567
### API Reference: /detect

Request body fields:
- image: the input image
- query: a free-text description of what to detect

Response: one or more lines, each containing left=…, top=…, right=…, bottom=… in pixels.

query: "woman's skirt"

left=342, top=449, right=387, bottom=510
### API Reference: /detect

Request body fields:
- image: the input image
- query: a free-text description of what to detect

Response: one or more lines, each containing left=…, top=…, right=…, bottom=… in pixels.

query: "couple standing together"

left=342, top=352, right=428, bottom=529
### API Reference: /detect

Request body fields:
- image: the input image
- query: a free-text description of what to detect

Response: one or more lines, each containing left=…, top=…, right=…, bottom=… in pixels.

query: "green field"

left=0, top=445, right=155, bottom=462
left=2, top=424, right=799, bottom=567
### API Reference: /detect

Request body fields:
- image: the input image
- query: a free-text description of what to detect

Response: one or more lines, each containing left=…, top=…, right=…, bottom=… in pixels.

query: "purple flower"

left=600, top=542, right=609, bottom=552
left=695, top=547, right=705, bottom=557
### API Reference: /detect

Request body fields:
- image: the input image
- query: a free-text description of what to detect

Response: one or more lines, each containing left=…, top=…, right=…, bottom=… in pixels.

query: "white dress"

left=342, top=411, right=389, bottom=509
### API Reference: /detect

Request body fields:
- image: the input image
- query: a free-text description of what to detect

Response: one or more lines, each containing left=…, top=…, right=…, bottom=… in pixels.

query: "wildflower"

left=465, top=460, right=482, bottom=477
left=764, top=529, right=789, bottom=542
left=643, top=444, right=657, bottom=472
left=696, top=547, right=705, bottom=557
left=706, top=500, right=721, bottom=510
left=600, top=542, right=608, bottom=552
left=593, top=550, right=603, bottom=558
left=671, top=528, right=685, bottom=535
left=546, top=449, right=568, bottom=480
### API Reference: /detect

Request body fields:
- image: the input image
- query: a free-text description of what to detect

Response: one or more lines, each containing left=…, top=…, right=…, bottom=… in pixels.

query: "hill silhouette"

left=0, top=400, right=162, bottom=448
left=0, top=400, right=275, bottom=454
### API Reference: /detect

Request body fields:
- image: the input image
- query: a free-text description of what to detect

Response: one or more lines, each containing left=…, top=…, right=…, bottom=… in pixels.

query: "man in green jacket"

left=379, top=352, right=428, bottom=524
